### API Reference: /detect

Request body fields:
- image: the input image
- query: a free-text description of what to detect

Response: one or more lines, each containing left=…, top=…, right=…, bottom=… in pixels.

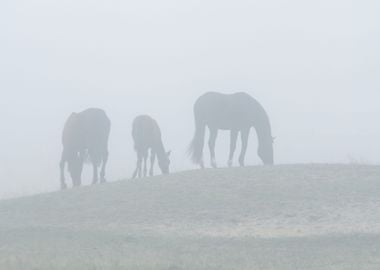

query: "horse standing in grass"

left=60, top=108, right=111, bottom=189
left=188, top=92, right=274, bottom=168
left=132, top=115, right=171, bottom=178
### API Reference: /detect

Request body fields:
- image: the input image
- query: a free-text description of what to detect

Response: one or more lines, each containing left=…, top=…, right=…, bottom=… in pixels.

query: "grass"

left=0, top=164, right=379, bottom=269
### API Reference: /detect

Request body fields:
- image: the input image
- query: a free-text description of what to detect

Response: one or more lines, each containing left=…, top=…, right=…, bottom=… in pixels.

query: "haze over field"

left=0, top=0, right=379, bottom=198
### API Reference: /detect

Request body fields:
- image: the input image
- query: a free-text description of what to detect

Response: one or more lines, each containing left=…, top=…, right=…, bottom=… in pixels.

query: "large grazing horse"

left=132, top=115, right=171, bottom=178
left=60, top=108, right=111, bottom=189
left=189, top=92, right=274, bottom=168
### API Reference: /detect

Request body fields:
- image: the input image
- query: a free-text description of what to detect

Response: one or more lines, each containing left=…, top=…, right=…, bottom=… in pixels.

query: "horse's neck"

left=154, top=139, right=166, bottom=159
left=255, top=126, right=271, bottom=147
left=251, top=110, right=272, bottom=144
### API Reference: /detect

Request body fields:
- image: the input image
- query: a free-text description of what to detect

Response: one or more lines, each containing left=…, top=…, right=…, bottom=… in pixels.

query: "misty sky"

left=0, top=0, right=379, bottom=198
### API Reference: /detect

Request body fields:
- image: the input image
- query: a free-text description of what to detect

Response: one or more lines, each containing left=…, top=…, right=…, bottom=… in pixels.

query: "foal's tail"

left=188, top=115, right=206, bottom=165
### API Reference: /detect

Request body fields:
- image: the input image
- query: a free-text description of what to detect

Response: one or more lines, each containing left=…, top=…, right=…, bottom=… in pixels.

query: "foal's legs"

left=208, top=127, right=218, bottom=168
left=239, top=128, right=250, bottom=167
left=100, top=150, right=108, bottom=183
left=59, top=152, right=67, bottom=190
left=228, top=130, right=239, bottom=168
left=143, top=150, right=148, bottom=178
left=149, top=149, right=156, bottom=176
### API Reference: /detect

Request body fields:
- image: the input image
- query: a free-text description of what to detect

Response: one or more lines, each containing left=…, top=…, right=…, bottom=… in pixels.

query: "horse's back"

left=194, top=92, right=266, bottom=129
left=132, top=115, right=158, bottom=134
left=78, top=108, right=111, bottom=129
left=62, top=108, right=110, bottom=150
left=132, top=115, right=161, bottom=149
left=196, top=91, right=257, bottom=105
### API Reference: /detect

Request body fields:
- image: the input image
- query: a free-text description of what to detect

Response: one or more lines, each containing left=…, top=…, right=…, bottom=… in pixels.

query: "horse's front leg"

left=92, top=164, right=99, bottom=184
left=208, top=127, right=218, bottom=168
left=239, top=128, right=250, bottom=167
left=100, top=151, right=108, bottom=183
left=149, top=149, right=156, bottom=176
left=143, top=150, right=148, bottom=178
left=132, top=152, right=143, bottom=179
left=228, top=130, right=239, bottom=168
left=92, top=156, right=99, bottom=185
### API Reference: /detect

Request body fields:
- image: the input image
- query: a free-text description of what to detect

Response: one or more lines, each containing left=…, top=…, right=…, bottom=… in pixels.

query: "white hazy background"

left=0, top=0, right=379, bottom=198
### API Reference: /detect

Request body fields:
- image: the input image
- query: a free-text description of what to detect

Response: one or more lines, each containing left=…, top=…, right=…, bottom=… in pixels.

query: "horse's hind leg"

left=208, top=127, right=218, bottom=168
left=239, top=128, right=250, bottom=167
left=149, top=149, right=156, bottom=176
left=59, top=153, right=67, bottom=190
left=100, top=151, right=108, bottom=183
left=228, top=130, right=239, bottom=168
left=137, top=152, right=143, bottom=178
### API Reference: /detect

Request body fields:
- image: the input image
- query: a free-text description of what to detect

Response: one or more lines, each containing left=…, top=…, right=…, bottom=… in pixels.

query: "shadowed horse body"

left=60, top=108, right=111, bottom=189
left=189, top=92, right=274, bottom=168
left=132, top=115, right=171, bottom=178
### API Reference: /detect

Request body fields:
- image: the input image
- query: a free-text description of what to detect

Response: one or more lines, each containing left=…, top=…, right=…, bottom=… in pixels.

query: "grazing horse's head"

left=158, top=151, right=171, bottom=174
left=67, top=153, right=83, bottom=186
left=258, top=137, right=274, bottom=165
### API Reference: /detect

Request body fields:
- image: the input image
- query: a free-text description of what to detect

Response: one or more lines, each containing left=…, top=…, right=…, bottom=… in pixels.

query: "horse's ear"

left=166, top=151, right=171, bottom=157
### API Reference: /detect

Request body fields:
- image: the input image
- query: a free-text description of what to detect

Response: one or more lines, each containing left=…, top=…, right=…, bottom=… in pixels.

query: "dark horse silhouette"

left=132, top=115, right=171, bottom=178
left=60, top=108, right=111, bottom=189
left=189, top=92, right=274, bottom=168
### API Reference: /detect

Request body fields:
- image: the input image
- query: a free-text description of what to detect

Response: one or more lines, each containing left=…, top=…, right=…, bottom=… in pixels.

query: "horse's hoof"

left=239, top=158, right=245, bottom=167
left=211, top=160, right=217, bottom=168
left=228, top=160, right=233, bottom=168
left=200, top=160, right=205, bottom=169
left=60, top=184, right=67, bottom=190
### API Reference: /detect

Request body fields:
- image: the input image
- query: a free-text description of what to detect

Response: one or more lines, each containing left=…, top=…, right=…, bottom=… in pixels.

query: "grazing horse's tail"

left=188, top=115, right=206, bottom=165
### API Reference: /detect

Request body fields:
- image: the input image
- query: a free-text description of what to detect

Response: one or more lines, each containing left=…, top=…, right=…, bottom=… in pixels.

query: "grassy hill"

left=0, top=165, right=380, bottom=270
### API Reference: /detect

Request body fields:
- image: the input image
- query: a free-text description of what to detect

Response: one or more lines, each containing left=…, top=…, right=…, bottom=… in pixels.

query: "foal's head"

left=158, top=151, right=171, bottom=174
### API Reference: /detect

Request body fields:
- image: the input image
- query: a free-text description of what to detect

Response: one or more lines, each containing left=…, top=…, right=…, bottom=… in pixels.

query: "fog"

left=0, top=0, right=379, bottom=198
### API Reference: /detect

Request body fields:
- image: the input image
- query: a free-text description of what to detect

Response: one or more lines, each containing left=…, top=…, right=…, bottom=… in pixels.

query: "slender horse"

left=60, top=108, right=111, bottom=189
left=132, top=115, right=171, bottom=178
left=189, top=92, right=274, bottom=168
